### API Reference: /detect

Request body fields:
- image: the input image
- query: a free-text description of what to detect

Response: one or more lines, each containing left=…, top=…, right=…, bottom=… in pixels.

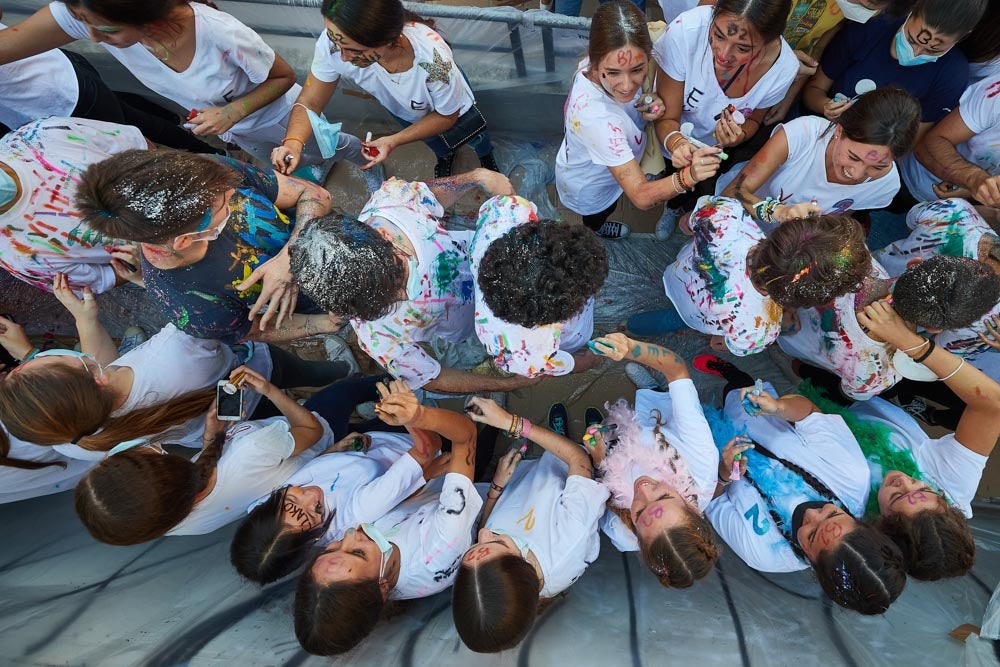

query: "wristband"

left=281, top=137, right=305, bottom=147
left=21, top=347, right=39, bottom=362
left=939, top=358, right=965, bottom=381
left=717, top=473, right=732, bottom=487
left=912, top=339, right=936, bottom=364
left=520, top=418, right=532, bottom=438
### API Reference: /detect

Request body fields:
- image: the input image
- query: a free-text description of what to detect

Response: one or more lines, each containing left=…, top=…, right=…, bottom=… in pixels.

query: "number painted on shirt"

left=744, top=504, right=770, bottom=535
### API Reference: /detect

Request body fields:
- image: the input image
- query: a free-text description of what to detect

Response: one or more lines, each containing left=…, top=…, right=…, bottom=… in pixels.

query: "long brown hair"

left=0, top=362, right=214, bottom=451
left=619, top=505, right=721, bottom=588
left=293, top=567, right=385, bottom=655
left=587, top=1, right=653, bottom=68
left=877, top=506, right=975, bottom=581
left=0, top=429, right=66, bottom=471
left=73, top=432, right=226, bottom=545
left=452, top=554, right=541, bottom=653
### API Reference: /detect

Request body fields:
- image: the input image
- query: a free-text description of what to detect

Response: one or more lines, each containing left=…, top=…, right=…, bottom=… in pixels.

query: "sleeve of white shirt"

left=572, top=107, right=638, bottom=168
left=48, top=2, right=91, bottom=40
left=230, top=418, right=296, bottom=466
left=916, top=433, right=987, bottom=518
left=959, top=78, right=1000, bottom=135
left=554, top=475, right=611, bottom=542
left=346, top=451, right=426, bottom=523
left=655, top=18, right=688, bottom=82
left=217, top=13, right=276, bottom=84
left=424, top=44, right=471, bottom=117
left=665, top=379, right=720, bottom=484
left=795, top=413, right=866, bottom=469
left=310, top=33, right=343, bottom=83
left=705, top=492, right=807, bottom=573
left=423, top=473, right=484, bottom=569
left=776, top=119, right=808, bottom=158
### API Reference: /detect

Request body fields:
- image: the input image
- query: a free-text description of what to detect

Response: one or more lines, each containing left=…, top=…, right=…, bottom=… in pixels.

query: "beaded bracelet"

left=679, top=167, right=695, bottom=191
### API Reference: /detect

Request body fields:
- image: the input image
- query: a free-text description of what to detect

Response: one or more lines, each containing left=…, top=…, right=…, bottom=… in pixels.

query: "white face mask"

left=835, top=0, right=878, bottom=23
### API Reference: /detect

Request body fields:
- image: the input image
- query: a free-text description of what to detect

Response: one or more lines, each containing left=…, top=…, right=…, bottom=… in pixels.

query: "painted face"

left=796, top=503, right=857, bottom=561
left=67, top=6, right=146, bottom=48
left=324, top=20, right=385, bottom=68
left=708, top=15, right=761, bottom=71
left=280, top=485, right=326, bottom=532
left=629, top=477, right=690, bottom=541
left=175, top=190, right=233, bottom=244
left=829, top=129, right=894, bottom=184
left=894, top=13, right=961, bottom=61
left=462, top=528, right=526, bottom=565
left=592, top=45, right=647, bottom=103
left=310, top=526, right=383, bottom=585
left=878, top=471, right=943, bottom=517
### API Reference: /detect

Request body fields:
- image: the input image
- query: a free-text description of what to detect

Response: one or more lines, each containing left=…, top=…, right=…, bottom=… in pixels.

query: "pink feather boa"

left=599, top=399, right=701, bottom=511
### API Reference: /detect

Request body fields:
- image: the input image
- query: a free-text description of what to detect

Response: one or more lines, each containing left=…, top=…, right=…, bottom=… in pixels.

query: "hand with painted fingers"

left=492, top=441, right=528, bottom=489
left=187, top=105, right=238, bottom=136
left=738, top=387, right=780, bottom=416
left=463, top=396, right=513, bottom=431
left=635, top=93, right=666, bottom=122
left=669, top=139, right=697, bottom=169
left=324, top=431, right=372, bottom=454
left=822, top=97, right=852, bottom=121
left=713, top=110, right=744, bottom=148
left=0, top=315, right=32, bottom=360
left=688, top=145, right=723, bottom=182
left=856, top=299, right=915, bottom=348
left=972, top=174, right=1000, bottom=208
left=932, top=181, right=973, bottom=201
left=52, top=272, right=99, bottom=323
left=586, top=332, right=632, bottom=362
left=361, top=135, right=395, bottom=170
left=978, top=315, right=1000, bottom=352
left=719, top=435, right=753, bottom=481
left=271, top=144, right=302, bottom=175
left=109, top=243, right=145, bottom=288
left=774, top=201, right=821, bottom=222
left=374, top=379, right=421, bottom=426
left=236, top=248, right=299, bottom=331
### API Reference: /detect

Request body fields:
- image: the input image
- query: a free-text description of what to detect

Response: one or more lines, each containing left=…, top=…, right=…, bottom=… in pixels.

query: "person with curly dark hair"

left=470, top=195, right=608, bottom=378
left=289, top=170, right=539, bottom=394
left=626, top=196, right=871, bottom=356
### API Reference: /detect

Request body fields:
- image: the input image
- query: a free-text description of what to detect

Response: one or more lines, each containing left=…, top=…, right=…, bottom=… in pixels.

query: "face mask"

left=304, top=107, right=342, bottom=159
left=835, top=0, right=878, bottom=23
left=894, top=24, right=945, bottom=67
left=359, top=523, right=393, bottom=580
left=790, top=500, right=830, bottom=550
left=491, top=528, right=531, bottom=559
left=0, top=167, right=18, bottom=208
left=404, top=256, right=422, bottom=300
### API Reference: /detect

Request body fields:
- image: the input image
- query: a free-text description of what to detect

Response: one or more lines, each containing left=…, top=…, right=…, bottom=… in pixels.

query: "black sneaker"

left=479, top=152, right=500, bottom=172
left=584, top=407, right=604, bottom=428
left=595, top=221, right=631, bottom=239
left=434, top=153, right=456, bottom=179
left=548, top=402, right=570, bottom=439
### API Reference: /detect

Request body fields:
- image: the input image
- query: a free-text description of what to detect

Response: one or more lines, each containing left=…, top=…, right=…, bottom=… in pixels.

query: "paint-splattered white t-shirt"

left=469, top=195, right=593, bottom=377
left=353, top=179, right=475, bottom=389
left=0, top=116, right=145, bottom=292
left=0, top=22, right=77, bottom=130
left=716, top=115, right=900, bottom=218
left=663, top=196, right=782, bottom=356
left=374, top=472, right=482, bottom=600
left=778, top=264, right=900, bottom=400
left=555, top=64, right=646, bottom=215
left=875, top=198, right=1000, bottom=374
left=484, top=452, right=610, bottom=597
left=310, top=23, right=473, bottom=124
left=706, top=383, right=869, bottom=573
left=264, top=431, right=426, bottom=544
left=901, top=77, right=1000, bottom=202
left=49, top=1, right=299, bottom=142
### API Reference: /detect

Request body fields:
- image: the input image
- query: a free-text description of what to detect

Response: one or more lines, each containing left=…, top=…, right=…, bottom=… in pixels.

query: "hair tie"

left=790, top=267, right=811, bottom=284
left=94, top=209, right=115, bottom=218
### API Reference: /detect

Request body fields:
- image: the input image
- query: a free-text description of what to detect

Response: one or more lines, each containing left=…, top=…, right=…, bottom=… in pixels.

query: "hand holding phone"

left=216, top=380, right=243, bottom=421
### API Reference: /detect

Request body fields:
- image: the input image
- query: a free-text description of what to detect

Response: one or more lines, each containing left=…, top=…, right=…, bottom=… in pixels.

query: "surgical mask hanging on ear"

left=834, top=0, right=878, bottom=23
left=491, top=528, right=531, bottom=559
left=359, top=522, right=394, bottom=580
left=895, top=25, right=944, bottom=67
left=302, top=106, right=342, bottom=159
left=0, top=167, right=19, bottom=208
left=405, top=256, right=423, bottom=299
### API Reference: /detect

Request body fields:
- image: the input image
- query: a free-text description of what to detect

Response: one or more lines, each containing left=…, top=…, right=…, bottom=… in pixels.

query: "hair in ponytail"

left=320, top=0, right=434, bottom=48
left=0, top=428, right=66, bottom=471
left=73, top=432, right=225, bottom=545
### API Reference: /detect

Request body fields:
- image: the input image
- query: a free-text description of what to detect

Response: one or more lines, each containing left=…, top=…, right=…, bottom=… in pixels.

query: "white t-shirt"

left=600, top=381, right=721, bottom=552
left=663, top=196, right=782, bottom=356
left=716, top=116, right=900, bottom=216
left=658, top=0, right=699, bottom=22
left=653, top=6, right=799, bottom=147
left=274, top=431, right=426, bottom=544
left=168, top=414, right=332, bottom=536
left=485, top=451, right=610, bottom=597
left=968, top=58, right=1000, bottom=86
left=376, top=472, right=483, bottom=600
left=49, top=1, right=299, bottom=141
left=0, top=22, right=77, bottom=129
left=469, top=195, right=592, bottom=377
left=0, top=116, right=146, bottom=292
left=352, top=179, right=475, bottom=389
left=901, top=77, right=1000, bottom=202
left=310, top=23, right=474, bottom=124
left=0, top=431, right=96, bottom=504
left=778, top=264, right=900, bottom=400
left=875, top=198, right=1000, bottom=369
left=555, top=64, right=646, bottom=215
left=850, top=398, right=986, bottom=518
left=705, top=383, right=870, bottom=573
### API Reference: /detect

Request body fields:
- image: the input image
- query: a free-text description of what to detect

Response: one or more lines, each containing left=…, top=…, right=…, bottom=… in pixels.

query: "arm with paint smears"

left=189, top=53, right=297, bottom=137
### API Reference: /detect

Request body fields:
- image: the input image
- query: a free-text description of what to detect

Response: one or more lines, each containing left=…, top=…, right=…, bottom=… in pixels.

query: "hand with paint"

left=634, top=93, right=665, bottom=122
left=374, top=379, right=421, bottom=426
left=325, top=431, right=372, bottom=454
left=688, top=145, right=724, bottom=183
left=738, top=385, right=780, bottom=416
left=780, top=308, right=801, bottom=335
left=187, top=105, right=239, bottom=136
left=774, top=200, right=821, bottom=223
left=587, top=332, right=631, bottom=361
left=931, top=181, right=972, bottom=201
left=979, top=315, right=1000, bottom=352
left=492, top=441, right=528, bottom=489
left=238, top=247, right=299, bottom=331
left=109, top=243, right=145, bottom=288
left=464, top=396, right=513, bottom=430
left=822, top=96, right=852, bottom=121
left=474, top=168, right=515, bottom=197
left=361, top=134, right=395, bottom=170
left=52, top=272, right=98, bottom=323
left=0, top=315, right=32, bottom=361
left=719, top=436, right=753, bottom=482
left=713, top=108, right=744, bottom=147
left=271, top=143, right=302, bottom=175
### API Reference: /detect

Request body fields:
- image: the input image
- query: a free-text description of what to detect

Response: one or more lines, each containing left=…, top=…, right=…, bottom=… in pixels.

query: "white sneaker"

left=117, top=326, right=148, bottom=355
left=323, top=335, right=360, bottom=376
left=596, top=221, right=631, bottom=239
left=363, top=163, right=385, bottom=194
left=625, top=362, right=667, bottom=390
left=655, top=207, right=682, bottom=241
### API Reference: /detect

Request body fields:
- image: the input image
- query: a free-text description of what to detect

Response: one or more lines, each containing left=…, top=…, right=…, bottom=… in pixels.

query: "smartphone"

left=216, top=380, right=243, bottom=421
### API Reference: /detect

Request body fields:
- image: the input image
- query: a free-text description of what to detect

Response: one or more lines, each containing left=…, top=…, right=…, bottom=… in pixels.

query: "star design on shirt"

left=418, top=48, right=452, bottom=84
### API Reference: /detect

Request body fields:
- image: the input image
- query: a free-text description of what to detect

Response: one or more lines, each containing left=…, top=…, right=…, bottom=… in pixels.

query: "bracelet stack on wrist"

left=506, top=414, right=524, bottom=438
left=678, top=166, right=695, bottom=191
left=488, top=482, right=505, bottom=499
left=753, top=198, right=780, bottom=223
left=912, top=340, right=936, bottom=364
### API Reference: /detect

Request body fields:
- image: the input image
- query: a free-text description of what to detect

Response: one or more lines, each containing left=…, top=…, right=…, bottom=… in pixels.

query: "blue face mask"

left=894, top=26, right=944, bottom=67
left=0, top=167, right=19, bottom=208
left=303, top=107, right=342, bottom=159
